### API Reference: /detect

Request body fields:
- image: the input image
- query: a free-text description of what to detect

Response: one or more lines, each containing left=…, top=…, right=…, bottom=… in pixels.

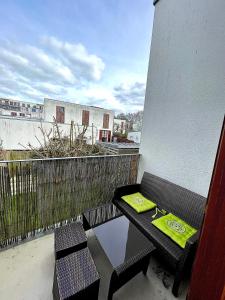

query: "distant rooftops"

left=44, top=98, right=113, bottom=113
left=100, top=142, right=140, bottom=149
left=0, top=97, right=113, bottom=113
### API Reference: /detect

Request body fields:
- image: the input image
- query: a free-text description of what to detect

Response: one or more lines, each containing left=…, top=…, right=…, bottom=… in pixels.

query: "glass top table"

left=84, top=205, right=156, bottom=300
left=92, top=215, right=153, bottom=269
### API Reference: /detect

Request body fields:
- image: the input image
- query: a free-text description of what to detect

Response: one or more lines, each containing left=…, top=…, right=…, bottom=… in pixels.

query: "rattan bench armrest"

left=182, top=231, right=200, bottom=258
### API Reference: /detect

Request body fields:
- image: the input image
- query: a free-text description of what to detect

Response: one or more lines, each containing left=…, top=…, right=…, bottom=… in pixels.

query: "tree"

left=20, top=120, right=106, bottom=158
left=0, top=139, right=3, bottom=160
left=115, top=111, right=143, bottom=131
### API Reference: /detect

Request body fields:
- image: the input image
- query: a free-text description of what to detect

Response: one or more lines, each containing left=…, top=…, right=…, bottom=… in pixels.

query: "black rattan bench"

left=113, top=172, right=207, bottom=296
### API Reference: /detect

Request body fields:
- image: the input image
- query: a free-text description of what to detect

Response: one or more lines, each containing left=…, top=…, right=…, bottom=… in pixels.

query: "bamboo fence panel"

left=0, top=154, right=139, bottom=248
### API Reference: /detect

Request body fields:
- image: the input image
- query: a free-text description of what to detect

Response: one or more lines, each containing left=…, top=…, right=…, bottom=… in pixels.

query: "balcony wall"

left=0, top=154, right=139, bottom=248
left=139, top=0, right=225, bottom=197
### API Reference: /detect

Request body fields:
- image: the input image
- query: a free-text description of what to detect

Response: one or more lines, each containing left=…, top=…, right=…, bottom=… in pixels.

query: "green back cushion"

left=121, top=192, right=156, bottom=213
left=151, top=213, right=197, bottom=248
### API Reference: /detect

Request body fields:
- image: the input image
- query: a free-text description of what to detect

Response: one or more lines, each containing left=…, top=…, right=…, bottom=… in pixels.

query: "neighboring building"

left=113, top=118, right=127, bottom=134
left=132, top=123, right=142, bottom=132
left=0, top=97, right=114, bottom=150
left=44, top=98, right=114, bottom=143
left=139, top=0, right=225, bottom=197
left=0, top=98, right=44, bottom=119
left=127, top=132, right=141, bottom=144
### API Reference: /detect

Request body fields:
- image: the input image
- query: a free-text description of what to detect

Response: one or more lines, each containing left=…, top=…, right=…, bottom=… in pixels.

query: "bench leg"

left=108, top=271, right=117, bottom=300
left=172, top=262, right=185, bottom=297
left=172, top=275, right=181, bottom=297
left=142, top=257, right=150, bottom=276
left=108, top=291, right=114, bottom=300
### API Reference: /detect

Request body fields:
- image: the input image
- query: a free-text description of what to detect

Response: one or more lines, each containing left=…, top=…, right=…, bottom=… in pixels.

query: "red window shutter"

left=99, top=130, right=102, bottom=141
left=108, top=130, right=111, bottom=142
left=56, top=106, right=65, bottom=123
left=103, top=114, right=109, bottom=129
left=82, top=110, right=89, bottom=126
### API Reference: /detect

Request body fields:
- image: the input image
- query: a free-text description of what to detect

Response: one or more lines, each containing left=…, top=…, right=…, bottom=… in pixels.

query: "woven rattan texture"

left=55, top=222, right=87, bottom=253
left=55, top=248, right=100, bottom=299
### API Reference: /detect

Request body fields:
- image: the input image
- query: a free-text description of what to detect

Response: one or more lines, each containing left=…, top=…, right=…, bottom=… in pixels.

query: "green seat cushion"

left=151, top=213, right=197, bottom=248
left=121, top=192, right=156, bottom=213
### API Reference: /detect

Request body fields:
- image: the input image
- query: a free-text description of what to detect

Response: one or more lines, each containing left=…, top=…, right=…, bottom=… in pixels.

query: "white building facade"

left=0, top=98, right=114, bottom=150
left=44, top=98, right=114, bottom=142
left=113, top=118, right=127, bottom=134
left=127, top=132, right=141, bottom=144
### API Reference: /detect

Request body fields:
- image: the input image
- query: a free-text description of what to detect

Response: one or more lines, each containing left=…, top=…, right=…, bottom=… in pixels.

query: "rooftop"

left=101, top=142, right=140, bottom=149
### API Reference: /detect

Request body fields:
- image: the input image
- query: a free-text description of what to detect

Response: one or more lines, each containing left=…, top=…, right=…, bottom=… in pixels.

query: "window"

left=82, top=110, right=89, bottom=126
left=103, top=113, right=109, bottom=129
left=56, top=106, right=65, bottom=123
left=11, top=112, right=17, bottom=116
left=32, top=108, right=36, bottom=112
left=10, top=101, right=13, bottom=106
left=99, top=130, right=111, bottom=142
left=22, top=103, right=25, bottom=107
left=19, top=113, right=25, bottom=117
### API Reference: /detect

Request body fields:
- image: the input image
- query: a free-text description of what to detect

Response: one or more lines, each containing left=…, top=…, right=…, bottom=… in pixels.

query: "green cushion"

left=151, top=213, right=197, bottom=248
left=121, top=192, right=156, bottom=213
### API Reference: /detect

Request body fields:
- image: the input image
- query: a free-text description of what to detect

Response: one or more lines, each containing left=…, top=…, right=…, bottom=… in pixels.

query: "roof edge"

left=153, top=0, right=160, bottom=5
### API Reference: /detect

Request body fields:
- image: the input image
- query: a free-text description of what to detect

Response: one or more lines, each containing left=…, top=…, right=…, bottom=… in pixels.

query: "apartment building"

left=0, top=98, right=44, bottom=119
left=44, top=98, right=114, bottom=142
left=0, top=97, right=114, bottom=149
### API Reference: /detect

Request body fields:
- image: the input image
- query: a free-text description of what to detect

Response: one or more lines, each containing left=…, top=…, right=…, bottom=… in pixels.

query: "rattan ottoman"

left=54, top=221, right=87, bottom=260
left=53, top=248, right=100, bottom=300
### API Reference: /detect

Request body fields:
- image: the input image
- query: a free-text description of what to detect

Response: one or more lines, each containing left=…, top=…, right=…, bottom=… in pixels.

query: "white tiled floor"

left=0, top=233, right=188, bottom=300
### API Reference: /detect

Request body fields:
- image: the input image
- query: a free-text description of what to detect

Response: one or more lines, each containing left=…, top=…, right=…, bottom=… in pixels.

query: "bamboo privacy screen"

left=0, top=154, right=139, bottom=248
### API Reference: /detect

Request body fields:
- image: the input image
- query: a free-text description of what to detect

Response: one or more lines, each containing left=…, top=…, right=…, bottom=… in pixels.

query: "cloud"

left=0, top=37, right=145, bottom=113
left=81, top=80, right=145, bottom=113
left=42, top=36, right=105, bottom=81
left=0, top=37, right=105, bottom=101
left=113, top=81, right=146, bottom=106
left=83, top=86, right=125, bottom=111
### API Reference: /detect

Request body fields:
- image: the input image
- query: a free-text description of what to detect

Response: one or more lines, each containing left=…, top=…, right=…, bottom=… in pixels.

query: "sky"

left=0, top=0, right=154, bottom=113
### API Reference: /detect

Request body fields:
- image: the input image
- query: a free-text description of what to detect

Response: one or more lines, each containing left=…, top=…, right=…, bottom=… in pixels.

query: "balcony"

left=0, top=155, right=188, bottom=299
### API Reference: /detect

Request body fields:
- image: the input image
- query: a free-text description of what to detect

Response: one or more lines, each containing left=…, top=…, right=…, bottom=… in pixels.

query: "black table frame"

left=82, top=206, right=156, bottom=300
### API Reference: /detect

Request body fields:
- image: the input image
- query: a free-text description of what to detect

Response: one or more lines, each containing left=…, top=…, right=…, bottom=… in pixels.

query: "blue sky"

left=0, top=0, right=154, bottom=113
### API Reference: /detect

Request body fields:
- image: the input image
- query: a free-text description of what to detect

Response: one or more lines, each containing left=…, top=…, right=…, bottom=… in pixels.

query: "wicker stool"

left=53, top=248, right=100, bottom=300
left=55, top=222, right=87, bottom=260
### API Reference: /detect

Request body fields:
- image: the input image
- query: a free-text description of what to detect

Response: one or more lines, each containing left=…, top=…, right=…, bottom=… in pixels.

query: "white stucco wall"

left=139, top=0, right=225, bottom=197
left=0, top=118, right=53, bottom=150
left=0, top=117, right=99, bottom=150
left=128, top=132, right=141, bottom=144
